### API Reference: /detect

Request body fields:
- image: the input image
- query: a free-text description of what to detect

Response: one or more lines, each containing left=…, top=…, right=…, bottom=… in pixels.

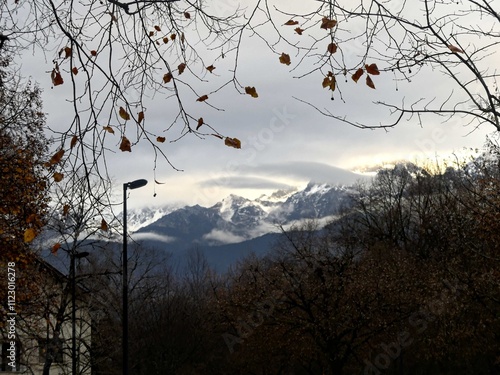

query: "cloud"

left=131, top=232, right=176, bottom=243
left=202, top=229, right=246, bottom=244
left=199, top=176, right=293, bottom=190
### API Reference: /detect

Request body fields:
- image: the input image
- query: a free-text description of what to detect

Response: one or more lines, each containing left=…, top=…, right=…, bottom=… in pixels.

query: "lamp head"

left=125, top=179, right=148, bottom=190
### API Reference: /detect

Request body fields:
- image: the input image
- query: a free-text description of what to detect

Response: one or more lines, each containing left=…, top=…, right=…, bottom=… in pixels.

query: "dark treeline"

left=88, top=144, right=500, bottom=375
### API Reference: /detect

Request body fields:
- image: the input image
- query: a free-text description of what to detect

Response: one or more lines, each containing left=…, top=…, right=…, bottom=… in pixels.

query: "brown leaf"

left=196, top=94, right=209, bottom=102
left=320, top=17, right=337, bottom=29
left=70, top=135, right=78, bottom=149
left=196, top=117, right=204, bottom=130
left=327, top=43, right=337, bottom=54
left=170, top=34, right=176, bottom=41
left=366, top=75, right=376, bottom=89
left=63, top=204, right=70, bottom=216
left=60, top=46, right=72, bottom=59
left=103, top=126, right=115, bottom=134
left=154, top=25, right=161, bottom=31
left=295, top=27, right=304, bottom=35
left=51, top=243, right=61, bottom=255
left=119, top=106, right=131, bottom=121
left=448, top=44, right=464, bottom=53
left=53, top=172, right=64, bottom=182
left=90, top=50, right=97, bottom=56
left=138, top=111, right=144, bottom=124
left=225, top=137, right=242, bottom=149
left=163, top=72, right=173, bottom=83
left=50, top=149, right=65, bottom=165
left=181, top=32, right=185, bottom=43
left=71, top=67, right=79, bottom=75
left=156, top=136, right=166, bottom=143
left=178, top=63, right=186, bottom=75
left=352, top=68, right=364, bottom=83
left=100, top=218, right=108, bottom=231
left=279, top=53, right=291, bottom=66
left=149, top=31, right=154, bottom=37
left=184, top=12, right=191, bottom=19
left=284, top=20, right=299, bottom=26
left=24, top=228, right=36, bottom=243
left=322, top=76, right=336, bottom=91
left=365, top=63, right=380, bottom=75
left=245, top=86, right=259, bottom=98
left=206, top=65, right=216, bottom=73
left=120, top=136, right=132, bottom=152
left=51, top=69, right=64, bottom=86
left=163, top=37, right=169, bottom=44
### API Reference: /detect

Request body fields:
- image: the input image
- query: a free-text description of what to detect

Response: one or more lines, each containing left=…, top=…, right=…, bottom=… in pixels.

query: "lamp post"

left=71, top=250, right=89, bottom=375
left=123, top=179, right=147, bottom=375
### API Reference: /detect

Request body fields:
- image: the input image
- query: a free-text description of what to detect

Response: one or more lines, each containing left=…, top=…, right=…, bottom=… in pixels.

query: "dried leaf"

left=149, top=31, right=154, bottom=37
left=170, top=34, right=176, bottom=41
left=320, top=17, right=337, bottom=29
left=138, top=111, right=144, bottom=124
left=245, top=86, right=259, bottom=98
left=63, top=204, right=70, bottom=216
left=53, top=172, right=64, bottom=182
left=154, top=25, right=161, bottom=31
left=322, top=76, right=336, bottom=91
left=119, top=106, right=130, bottom=121
left=196, top=117, right=204, bottom=130
left=279, top=53, right=291, bottom=65
left=284, top=20, right=299, bottom=26
left=120, top=136, right=131, bottom=152
left=448, top=44, right=464, bottom=53
left=366, top=75, right=376, bottom=89
left=157, top=136, right=166, bottom=143
left=103, top=126, right=115, bottom=134
left=181, top=32, right=185, bottom=43
left=100, top=218, right=108, bottom=231
left=225, top=137, right=242, bottom=149
left=178, top=63, right=186, bottom=75
left=90, top=50, right=97, bottom=56
left=184, top=12, right=191, bottom=19
left=352, top=68, right=364, bottom=83
left=24, top=228, right=36, bottom=243
left=51, top=243, right=61, bottom=255
left=50, top=149, right=65, bottom=165
left=71, top=67, right=79, bottom=75
left=295, top=27, right=304, bottom=35
left=163, top=72, right=173, bottom=83
left=51, top=69, right=64, bottom=86
left=60, top=46, right=72, bottom=59
left=70, top=135, right=78, bottom=149
left=197, top=94, right=209, bottom=102
left=163, top=37, right=169, bottom=44
left=206, top=65, right=216, bottom=73
left=365, top=63, right=380, bottom=75
left=327, top=43, right=337, bottom=54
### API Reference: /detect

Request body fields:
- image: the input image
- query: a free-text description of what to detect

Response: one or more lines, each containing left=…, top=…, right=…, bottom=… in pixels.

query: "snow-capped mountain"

left=132, top=182, right=352, bottom=248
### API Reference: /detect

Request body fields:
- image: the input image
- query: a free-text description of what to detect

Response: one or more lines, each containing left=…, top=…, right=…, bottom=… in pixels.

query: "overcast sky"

left=21, top=0, right=493, bottom=209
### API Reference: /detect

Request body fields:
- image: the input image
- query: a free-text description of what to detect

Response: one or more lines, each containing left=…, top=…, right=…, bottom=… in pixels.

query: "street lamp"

left=123, top=179, right=147, bottom=375
left=71, top=250, right=89, bottom=375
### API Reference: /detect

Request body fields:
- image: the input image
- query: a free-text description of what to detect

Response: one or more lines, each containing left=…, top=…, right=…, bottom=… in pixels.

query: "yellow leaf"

left=53, top=172, right=64, bottom=182
left=366, top=75, right=376, bottom=89
left=24, top=228, right=36, bottom=243
left=245, top=86, right=259, bottom=98
left=157, top=136, right=166, bottom=143
left=103, top=126, right=115, bottom=134
left=163, top=72, right=172, bottom=83
left=225, top=137, right=242, bottom=149
left=320, top=17, right=337, bottom=29
left=119, top=107, right=130, bottom=121
left=279, top=53, right=291, bottom=66
left=197, top=94, right=209, bottom=102
left=120, top=137, right=132, bottom=152
left=100, top=219, right=108, bottom=231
